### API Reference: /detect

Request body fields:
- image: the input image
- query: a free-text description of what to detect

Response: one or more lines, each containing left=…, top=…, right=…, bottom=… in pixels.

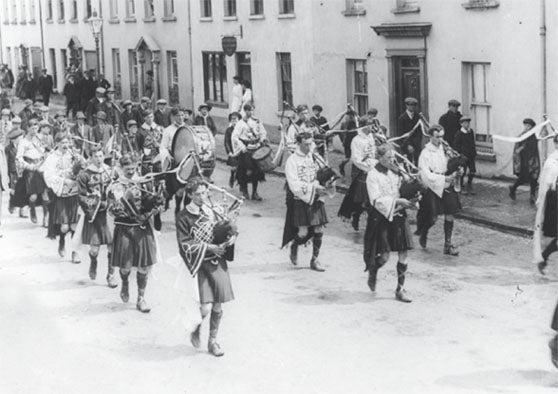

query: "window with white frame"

left=395, top=0, right=419, bottom=10
left=109, top=0, right=117, bottom=18
left=29, top=0, right=36, bottom=21
left=167, top=51, right=179, bottom=105
left=84, top=0, right=92, bottom=18
left=112, top=49, right=122, bottom=98
left=224, top=0, right=236, bottom=17
left=70, top=0, right=77, bottom=19
left=347, top=59, right=368, bottom=116
left=344, top=0, right=365, bottom=15
left=463, top=0, right=499, bottom=9
left=20, top=0, right=26, bottom=22
left=163, top=0, right=174, bottom=17
left=251, top=0, right=263, bottom=15
left=144, top=0, right=154, bottom=18
left=279, top=0, right=294, bottom=14
left=126, top=0, right=135, bottom=18
left=3, top=0, right=9, bottom=23
left=277, top=52, right=292, bottom=108
left=200, top=0, right=211, bottom=18
left=129, top=49, right=139, bottom=100
left=58, top=0, right=64, bottom=20
left=10, top=0, right=16, bottom=22
left=462, top=62, right=492, bottom=150
left=203, top=52, right=227, bottom=103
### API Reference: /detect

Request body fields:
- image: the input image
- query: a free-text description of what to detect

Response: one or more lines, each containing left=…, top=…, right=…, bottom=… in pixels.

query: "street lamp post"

left=87, top=11, right=103, bottom=74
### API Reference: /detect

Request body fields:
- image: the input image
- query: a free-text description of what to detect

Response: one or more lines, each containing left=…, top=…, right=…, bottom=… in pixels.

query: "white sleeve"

left=366, top=170, right=395, bottom=221
left=231, top=122, right=246, bottom=156
left=418, top=151, right=445, bottom=198
left=258, top=121, right=267, bottom=142
left=42, top=154, right=64, bottom=196
left=286, top=124, right=298, bottom=153
left=285, top=156, right=316, bottom=204
left=351, top=137, right=374, bottom=173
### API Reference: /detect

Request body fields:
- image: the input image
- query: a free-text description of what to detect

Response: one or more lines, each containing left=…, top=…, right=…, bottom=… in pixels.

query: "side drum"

left=251, top=145, right=276, bottom=173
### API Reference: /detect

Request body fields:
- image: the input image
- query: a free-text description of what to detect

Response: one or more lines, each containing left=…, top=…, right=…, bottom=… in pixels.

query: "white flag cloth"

left=491, top=120, right=551, bottom=143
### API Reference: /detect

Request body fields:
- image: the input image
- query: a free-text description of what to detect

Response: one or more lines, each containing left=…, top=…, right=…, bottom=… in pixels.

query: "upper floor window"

left=250, top=0, right=263, bottom=15
left=279, top=0, right=294, bottom=15
left=224, top=0, right=236, bottom=17
left=200, top=0, right=212, bottom=18
left=58, top=0, right=65, bottom=20
left=10, top=0, right=16, bottom=22
left=70, top=0, right=77, bottom=19
left=393, top=0, right=419, bottom=13
left=277, top=52, right=292, bottom=108
left=462, top=62, right=493, bottom=152
left=109, top=0, right=118, bottom=19
left=343, top=0, right=365, bottom=16
left=126, top=0, right=135, bottom=18
left=46, top=0, right=53, bottom=20
left=29, top=0, right=36, bottom=21
left=84, top=0, right=92, bottom=18
left=163, top=0, right=174, bottom=17
left=20, top=0, right=26, bottom=22
left=463, top=0, right=499, bottom=9
left=144, top=0, right=154, bottom=18
left=347, top=59, right=368, bottom=116
left=2, top=0, right=8, bottom=23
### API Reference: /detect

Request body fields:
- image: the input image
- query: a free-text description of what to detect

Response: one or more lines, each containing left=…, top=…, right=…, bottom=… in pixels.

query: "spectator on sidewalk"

left=39, top=106, right=55, bottom=127
left=225, top=112, right=241, bottom=188
left=69, top=112, right=91, bottom=155
left=438, top=99, right=462, bottom=149
left=240, top=80, right=253, bottom=117
left=98, top=74, right=111, bottom=90
left=86, top=87, right=106, bottom=126
left=37, top=68, right=54, bottom=106
left=397, top=97, right=421, bottom=165
left=136, top=97, right=152, bottom=126
left=154, top=99, right=170, bottom=128
left=102, top=88, right=121, bottom=127
left=1, top=64, right=14, bottom=91
left=229, top=76, right=243, bottom=113
left=63, top=74, right=80, bottom=119
left=79, top=69, right=97, bottom=111
left=119, top=100, right=140, bottom=132
left=194, top=103, right=217, bottom=136
left=183, top=109, right=193, bottom=126
left=453, top=115, right=477, bottom=195
left=509, top=118, right=540, bottom=204
left=18, top=99, right=34, bottom=131
left=310, top=104, right=330, bottom=156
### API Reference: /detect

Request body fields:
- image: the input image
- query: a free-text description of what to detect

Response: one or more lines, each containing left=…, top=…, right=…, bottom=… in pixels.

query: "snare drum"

left=251, top=145, right=276, bottom=173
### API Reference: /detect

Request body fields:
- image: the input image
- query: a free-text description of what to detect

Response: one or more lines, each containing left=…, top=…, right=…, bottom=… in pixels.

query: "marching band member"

left=15, top=119, right=49, bottom=225
left=224, top=112, right=241, bottom=189
left=5, top=126, right=26, bottom=218
left=107, top=154, right=165, bottom=313
left=38, top=120, right=54, bottom=153
left=1, top=108, right=13, bottom=140
left=416, top=125, right=461, bottom=256
left=534, top=134, right=558, bottom=275
left=176, top=177, right=236, bottom=357
left=0, top=109, right=10, bottom=236
left=338, top=118, right=376, bottom=231
left=68, top=112, right=91, bottom=156
left=286, top=105, right=313, bottom=154
left=52, top=111, right=71, bottom=135
left=43, top=132, right=84, bottom=259
left=87, top=111, right=114, bottom=158
left=363, top=144, right=415, bottom=302
left=282, top=130, right=328, bottom=272
left=160, top=107, right=185, bottom=171
left=231, top=104, right=268, bottom=201
left=77, top=147, right=117, bottom=287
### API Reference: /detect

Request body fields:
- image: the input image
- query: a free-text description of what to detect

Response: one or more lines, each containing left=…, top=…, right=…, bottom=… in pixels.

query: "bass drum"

left=171, top=125, right=216, bottom=175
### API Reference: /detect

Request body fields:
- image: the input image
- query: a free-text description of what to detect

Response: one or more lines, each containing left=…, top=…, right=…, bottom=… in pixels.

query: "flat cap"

left=126, top=120, right=138, bottom=127
left=311, top=104, right=323, bottom=112
left=140, top=96, right=151, bottom=103
left=404, top=97, right=418, bottom=105
left=448, top=99, right=461, bottom=107
left=1, top=108, right=10, bottom=115
left=96, top=87, right=106, bottom=94
left=523, top=118, right=536, bottom=127
left=460, top=114, right=471, bottom=122
left=40, top=106, right=49, bottom=111
left=106, top=87, right=115, bottom=93
left=23, top=99, right=33, bottom=107
left=198, top=102, right=212, bottom=111
left=156, top=99, right=167, bottom=105
left=38, top=120, right=52, bottom=127
left=7, top=128, right=24, bottom=139
left=76, top=111, right=86, bottom=119
left=96, top=111, right=107, bottom=120
left=54, top=110, right=66, bottom=119
left=122, top=100, right=133, bottom=106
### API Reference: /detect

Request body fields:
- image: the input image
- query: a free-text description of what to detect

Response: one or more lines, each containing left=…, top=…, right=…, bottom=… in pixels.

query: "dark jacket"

left=5, top=141, right=18, bottom=187
left=101, top=100, right=121, bottom=128
left=154, top=109, right=170, bottom=128
left=120, top=108, right=142, bottom=132
left=438, top=110, right=462, bottom=149
left=453, top=128, right=477, bottom=160
left=513, top=133, right=540, bottom=181
left=63, top=81, right=80, bottom=108
left=37, top=75, right=54, bottom=94
left=79, top=77, right=97, bottom=109
left=194, top=114, right=217, bottom=136
left=86, top=97, right=104, bottom=126
left=397, top=111, right=422, bottom=162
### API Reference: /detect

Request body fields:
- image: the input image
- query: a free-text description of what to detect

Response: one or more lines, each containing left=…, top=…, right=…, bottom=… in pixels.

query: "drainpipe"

left=99, top=0, right=105, bottom=74
left=38, top=0, right=45, bottom=66
left=540, top=0, right=548, bottom=160
left=187, top=0, right=195, bottom=109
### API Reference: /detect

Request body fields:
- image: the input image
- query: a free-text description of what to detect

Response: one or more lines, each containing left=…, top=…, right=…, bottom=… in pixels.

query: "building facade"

left=1, top=0, right=557, bottom=177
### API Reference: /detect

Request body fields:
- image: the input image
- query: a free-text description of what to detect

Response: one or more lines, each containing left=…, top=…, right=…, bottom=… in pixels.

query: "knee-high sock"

left=209, top=309, right=223, bottom=343
left=311, top=232, right=323, bottom=262
left=444, top=220, right=454, bottom=245
left=137, top=272, right=148, bottom=298
left=396, top=262, right=407, bottom=292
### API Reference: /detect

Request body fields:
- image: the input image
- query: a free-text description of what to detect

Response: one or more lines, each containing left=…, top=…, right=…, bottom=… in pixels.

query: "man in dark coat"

left=453, top=115, right=477, bottom=195
left=509, top=118, right=540, bottom=204
left=397, top=97, right=422, bottom=165
left=154, top=99, right=170, bottom=128
left=86, top=87, right=106, bottom=126
left=79, top=69, right=98, bottom=111
left=136, top=97, right=151, bottom=126
left=438, top=99, right=462, bottom=149
left=194, top=103, right=217, bottom=136
left=37, top=68, right=54, bottom=106
left=63, top=74, right=80, bottom=119
left=119, top=100, right=141, bottom=132
left=98, top=74, right=111, bottom=90
left=102, top=87, right=121, bottom=128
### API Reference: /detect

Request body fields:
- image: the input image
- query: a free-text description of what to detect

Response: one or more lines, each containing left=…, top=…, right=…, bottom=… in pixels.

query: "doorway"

left=394, top=56, right=421, bottom=118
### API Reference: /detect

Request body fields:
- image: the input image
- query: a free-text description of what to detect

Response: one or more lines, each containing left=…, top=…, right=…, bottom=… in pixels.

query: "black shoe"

left=351, top=214, right=359, bottom=231
left=419, top=232, right=427, bottom=249
left=538, top=261, right=547, bottom=276
left=30, top=207, right=37, bottom=224
left=339, top=162, right=345, bottom=177
left=508, top=186, right=516, bottom=200
left=443, top=243, right=459, bottom=256
left=251, top=192, right=262, bottom=201
left=550, top=336, right=558, bottom=369
left=120, top=282, right=129, bottom=303
left=8, top=206, right=14, bottom=214
left=367, top=269, right=377, bottom=293
left=289, top=243, right=298, bottom=266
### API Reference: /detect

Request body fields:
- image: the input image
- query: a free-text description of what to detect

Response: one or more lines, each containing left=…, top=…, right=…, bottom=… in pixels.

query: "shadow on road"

left=437, top=368, right=558, bottom=390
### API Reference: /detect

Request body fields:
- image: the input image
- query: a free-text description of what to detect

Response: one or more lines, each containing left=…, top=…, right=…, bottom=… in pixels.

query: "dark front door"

left=394, top=57, right=421, bottom=119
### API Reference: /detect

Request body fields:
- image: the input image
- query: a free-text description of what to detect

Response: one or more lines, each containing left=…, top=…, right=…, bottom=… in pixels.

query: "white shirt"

left=285, top=147, right=320, bottom=204
left=350, top=130, right=376, bottom=172
left=17, top=135, right=44, bottom=166
left=418, top=142, right=448, bottom=198
left=366, top=165, right=401, bottom=221
left=231, top=117, right=267, bottom=156
left=230, top=83, right=243, bottom=113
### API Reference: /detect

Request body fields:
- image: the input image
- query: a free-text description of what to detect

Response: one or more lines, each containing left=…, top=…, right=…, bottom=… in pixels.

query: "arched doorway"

left=134, top=36, right=161, bottom=102
left=67, top=36, right=84, bottom=70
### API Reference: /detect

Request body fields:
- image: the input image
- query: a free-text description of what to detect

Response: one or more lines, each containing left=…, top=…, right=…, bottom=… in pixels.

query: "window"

left=49, top=49, right=57, bottom=86
left=144, top=0, right=154, bottom=18
left=344, top=0, right=365, bottom=16
left=200, top=0, right=211, bottom=18
left=14, top=46, right=20, bottom=68
left=463, top=62, right=492, bottom=151
left=224, top=0, right=236, bottom=17
left=70, top=0, right=77, bottom=19
left=250, top=0, right=263, bottom=15
left=3, top=0, right=8, bottom=23
left=109, top=0, right=118, bottom=18
left=20, top=0, right=26, bottom=22
left=10, top=0, right=16, bottom=22
left=84, top=0, right=92, bottom=18
left=112, top=49, right=122, bottom=98
left=236, top=52, right=251, bottom=86
left=129, top=49, right=139, bottom=100
left=5, top=47, right=11, bottom=69
left=167, top=51, right=179, bottom=105
left=462, top=0, right=499, bottom=9
left=277, top=52, right=292, bottom=108
left=393, top=0, right=419, bottom=13
left=126, top=0, right=135, bottom=18
left=279, top=0, right=293, bottom=14
left=202, top=52, right=227, bottom=103
left=163, top=0, right=174, bottom=17
left=29, top=0, right=36, bottom=21
left=347, top=59, right=368, bottom=116
left=58, top=0, right=64, bottom=20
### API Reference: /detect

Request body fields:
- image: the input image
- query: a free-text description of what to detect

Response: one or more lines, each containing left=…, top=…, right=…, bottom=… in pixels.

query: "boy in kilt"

left=363, top=144, right=415, bottom=302
left=338, top=118, right=376, bottom=230
left=77, top=147, right=117, bottom=287
left=43, top=133, right=84, bottom=259
left=107, top=155, right=165, bottom=313
left=176, top=177, right=236, bottom=357
left=416, top=125, right=461, bottom=256
left=282, top=131, right=329, bottom=272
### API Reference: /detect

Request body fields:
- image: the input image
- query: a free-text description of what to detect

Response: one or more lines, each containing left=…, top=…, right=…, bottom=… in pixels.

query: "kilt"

left=52, top=195, right=80, bottom=225
left=338, top=166, right=368, bottom=220
left=111, top=222, right=156, bottom=269
left=420, top=188, right=461, bottom=217
left=81, top=210, right=113, bottom=245
left=23, top=169, right=46, bottom=195
left=291, top=198, right=328, bottom=227
left=543, top=190, right=557, bottom=238
left=236, top=151, right=265, bottom=185
left=197, top=259, right=235, bottom=304
left=364, top=209, right=413, bottom=269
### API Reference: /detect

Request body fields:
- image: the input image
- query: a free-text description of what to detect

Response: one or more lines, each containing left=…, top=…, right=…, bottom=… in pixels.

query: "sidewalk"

left=12, top=95, right=535, bottom=237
